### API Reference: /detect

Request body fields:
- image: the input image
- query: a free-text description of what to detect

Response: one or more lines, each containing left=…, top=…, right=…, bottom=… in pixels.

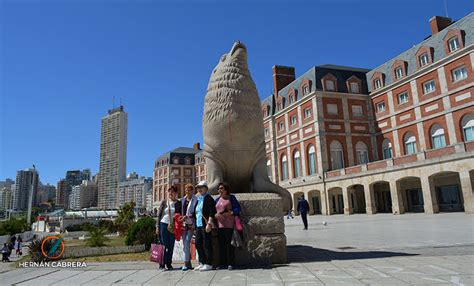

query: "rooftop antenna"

left=444, top=0, right=449, bottom=17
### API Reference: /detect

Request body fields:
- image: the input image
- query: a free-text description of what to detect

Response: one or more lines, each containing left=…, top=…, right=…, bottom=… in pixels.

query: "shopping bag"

left=150, top=235, right=164, bottom=264
left=172, top=240, right=184, bottom=261
left=231, top=228, right=243, bottom=248
left=234, top=215, right=243, bottom=232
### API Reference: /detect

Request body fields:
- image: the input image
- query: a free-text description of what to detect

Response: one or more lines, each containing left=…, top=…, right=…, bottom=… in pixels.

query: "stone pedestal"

left=233, top=193, right=287, bottom=265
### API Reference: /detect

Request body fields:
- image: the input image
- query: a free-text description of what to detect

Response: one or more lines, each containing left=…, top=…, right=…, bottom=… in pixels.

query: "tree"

left=125, top=216, right=156, bottom=250
left=85, top=225, right=110, bottom=247
left=114, top=201, right=136, bottom=236
left=0, top=218, right=30, bottom=236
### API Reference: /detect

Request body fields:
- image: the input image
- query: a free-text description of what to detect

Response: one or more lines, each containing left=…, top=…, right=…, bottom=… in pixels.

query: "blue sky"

left=1, top=0, right=472, bottom=185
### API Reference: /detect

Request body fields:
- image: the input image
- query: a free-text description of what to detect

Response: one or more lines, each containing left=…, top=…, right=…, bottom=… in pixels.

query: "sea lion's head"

left=206, top=41, right=255, bottom=96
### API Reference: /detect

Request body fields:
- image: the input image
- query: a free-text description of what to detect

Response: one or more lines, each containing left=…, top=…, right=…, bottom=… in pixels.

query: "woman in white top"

left=155, top=186, right=182, bottom=270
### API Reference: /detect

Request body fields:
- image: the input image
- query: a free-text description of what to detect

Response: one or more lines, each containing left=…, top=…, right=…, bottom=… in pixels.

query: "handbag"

left=234, top=215, right=243, bottom=232
left=231, top=228, right=243, bottom=248
left=150, top=235, right=165, bottom=265
left=167, top=201, right=175, bottom=234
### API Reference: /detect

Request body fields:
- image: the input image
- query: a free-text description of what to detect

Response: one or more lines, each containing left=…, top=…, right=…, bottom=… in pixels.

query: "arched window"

left=355, top=141, right=369, bottom=165
left=430, top=124, right=446, bottom=149
left=307, top=145, right=317, bottom=175
left=330, top=141, right=344, bottom=170
left=281, top=155, right=288, bottom=181
left=404, top=132, right=417, bottom=155
left=266, top=159, right=272, bottom=181
left=462, top=114, right=474, bottom=142
left=382, top=139, right=393, bottom=159
left=293, top=150, right=301, bottom=178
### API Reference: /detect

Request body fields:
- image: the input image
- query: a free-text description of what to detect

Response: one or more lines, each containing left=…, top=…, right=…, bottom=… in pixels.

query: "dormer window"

left=374, top=78, right=382, bottom=89
left=419, top=53, right=429, bottom=67
left=278, top=102, right=283, bottom=111
left=326, top=80, right=335, bottom=91
left=289, top=95, right=295, bottom=104
left=448, top=37, right=460, bottom=52
left=350, top=82, right=359, bottom=93
left=395, top=67, right=404, bottom=79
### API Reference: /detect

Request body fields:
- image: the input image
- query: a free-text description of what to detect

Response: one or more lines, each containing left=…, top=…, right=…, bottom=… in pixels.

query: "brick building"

left=153, top=145, right=201, bottom=208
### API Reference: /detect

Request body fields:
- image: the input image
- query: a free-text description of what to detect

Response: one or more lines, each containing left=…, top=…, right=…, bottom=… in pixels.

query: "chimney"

left=429, top=16, right=452, bottom=35
left=272, top=65, right=295, bottom=95
left=193, top=142, right=201, bottom=150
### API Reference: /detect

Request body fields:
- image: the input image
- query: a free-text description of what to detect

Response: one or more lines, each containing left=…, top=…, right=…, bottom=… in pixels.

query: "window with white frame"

left=397, top=91, right=409, bottom=104
left=266, top=159, right=272, bottom=180
left=462, top=114, right=474, bottom=142
left=423, top=80, right=436, bottom=94
left=382, top=139, right=392, bottom=159
left=395, top=66, right=404, bottom=79
left=355, top=141, right=369, bottom=165
left=303, top=85, right=309, bottom=95
left=173, top=169, right=179, bottom=175
left=304, top=108, right=312, bottom=119
left=330, top=140, right=344, bottom=170
left=374, top=78, right=382, bottom=89
left=404, top=132, right=417, bottom=155
left=293, top=150, right=301, bottom=178
left=290, top=115, right=297, bottom=125
left=326, top=80, right=335, bottom=91
left=350, top=82, right=360, bottom=93
left=278, top=102, right=283, bottom=110
left=173, top=157, right=179, bottom=164
left=307, top=145, right=317, bottom=175
left=289, top=95, right=295, bottom=104
left=448, top=37, right=460, bottom=52
left=184, top=169, right=191, bottom=176
left=430, top=124, right=446, bottom=149
left=327, top=103, right=338, bottom=115
left=281, top=155, right=288, bottom=181
left=352, top=105, right=363, bottom=116
left=452, top=66, right=467, bottom=82
left=264, top=128, right=269, bottom=137
left=419, top=53, right=429, bottom=67
left=184, top=157, right=191, bottom=165
left=376, top=101, right=386, bottom=113
left=279, top=121, right=285, bottom=131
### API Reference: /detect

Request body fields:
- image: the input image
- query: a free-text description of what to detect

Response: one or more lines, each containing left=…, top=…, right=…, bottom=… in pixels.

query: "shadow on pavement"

left=287, top=245, right=417, bottom=263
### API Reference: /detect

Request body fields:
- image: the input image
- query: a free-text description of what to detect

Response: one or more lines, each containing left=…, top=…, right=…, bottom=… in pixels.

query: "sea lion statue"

left=202, top=41, right=292, bottom=212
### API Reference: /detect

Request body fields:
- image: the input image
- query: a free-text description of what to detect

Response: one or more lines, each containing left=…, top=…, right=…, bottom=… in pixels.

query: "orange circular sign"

left=41, top=236, right=65, bottom=260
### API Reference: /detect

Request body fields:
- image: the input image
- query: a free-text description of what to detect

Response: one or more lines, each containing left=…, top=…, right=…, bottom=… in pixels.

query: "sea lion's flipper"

left=205, top=155, right=224, bottom=195
left=252, top=159, right=292, bottom=212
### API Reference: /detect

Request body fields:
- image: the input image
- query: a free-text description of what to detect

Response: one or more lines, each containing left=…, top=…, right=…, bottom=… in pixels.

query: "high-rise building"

left=98, top=106, right=128, bottom=209
left=13, top=169, right=39, bottom=211
left=37, top=183, right=56, bottom=205
left=69, top=180, right=98, bottom=210
left=0, top=178, right=14, bottom=190
left=55, top=169, right=91, bottom=210
left=56, top=179, right=67, bottom=209
left=0, top=187, right=13, bottom=211
left=117, top=172, right=152, bottom=210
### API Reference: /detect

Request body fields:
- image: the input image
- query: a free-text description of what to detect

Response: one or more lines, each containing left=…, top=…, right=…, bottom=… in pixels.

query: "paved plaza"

left=0, top=213, right=473, bottom=285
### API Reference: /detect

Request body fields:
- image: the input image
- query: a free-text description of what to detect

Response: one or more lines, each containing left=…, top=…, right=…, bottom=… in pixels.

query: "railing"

left=324, top=142, right=472, bottom=179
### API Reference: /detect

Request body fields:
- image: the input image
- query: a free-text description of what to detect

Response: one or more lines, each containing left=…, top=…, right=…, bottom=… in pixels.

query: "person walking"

left=156, top=186, right=182, bottom=270
left=180, top=184, right=198, bottom=271
left=193, top=180, right=216, bottom=272
left=215, top=182, right=241, bottom=270
left=297, top=195, right=310, bottom=230
left=1, top=243, right=10, bottom=262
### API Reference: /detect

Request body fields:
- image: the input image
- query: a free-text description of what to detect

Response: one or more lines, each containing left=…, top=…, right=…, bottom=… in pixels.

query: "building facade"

left=153, top=146, right=200, bottom=208
left=69, top=180, right=98, bottom=210
left=98, top=106, right=128, bottom=210
left=13, top=169, right=39, bottom=211
left=117, top=172, right=152, bottom=210
left=55, top=169, right=91, bottom=210
left=264, top=14, right=474, bottom=215
left=0, top=187, right=13, bottom=211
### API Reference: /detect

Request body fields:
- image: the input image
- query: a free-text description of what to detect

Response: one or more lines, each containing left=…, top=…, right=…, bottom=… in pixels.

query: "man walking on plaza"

left=297, top=195, right=310, bottom=230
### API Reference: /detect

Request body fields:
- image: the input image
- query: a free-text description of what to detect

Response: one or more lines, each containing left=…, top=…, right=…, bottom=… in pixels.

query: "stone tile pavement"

left=0, top=213, right=473, bottom=285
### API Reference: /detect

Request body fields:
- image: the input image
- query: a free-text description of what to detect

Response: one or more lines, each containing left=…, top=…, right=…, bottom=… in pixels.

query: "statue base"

left=232, top=193, right=287, bottom=265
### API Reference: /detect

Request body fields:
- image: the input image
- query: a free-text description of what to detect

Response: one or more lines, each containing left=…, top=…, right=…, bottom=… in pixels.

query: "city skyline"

left=1, top=1, right=472, bottom=185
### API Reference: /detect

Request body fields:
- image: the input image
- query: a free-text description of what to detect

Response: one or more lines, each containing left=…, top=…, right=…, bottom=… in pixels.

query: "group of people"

left=155, top=180, right=241, bottom=272
left=1, top=235, right=23, bottom=263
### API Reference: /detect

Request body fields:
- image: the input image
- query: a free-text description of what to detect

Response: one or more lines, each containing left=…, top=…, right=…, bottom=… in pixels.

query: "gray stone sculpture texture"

left=202, top=41, right=292, bottom=212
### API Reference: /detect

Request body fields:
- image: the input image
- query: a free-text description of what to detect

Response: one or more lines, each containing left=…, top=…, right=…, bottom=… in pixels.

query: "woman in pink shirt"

left=215, top=182, right=240, bottom=270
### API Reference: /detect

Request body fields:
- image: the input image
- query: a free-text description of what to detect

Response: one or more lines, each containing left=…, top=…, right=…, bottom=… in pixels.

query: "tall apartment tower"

left=13, top=169, right=39, bottom=211
left=98, top=105, right=128, bottom=209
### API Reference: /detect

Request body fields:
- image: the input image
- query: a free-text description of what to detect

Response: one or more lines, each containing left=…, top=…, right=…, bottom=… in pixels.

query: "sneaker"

left=181, top=265, right=189, bottom=271
left=228, top=265, right=233, bottom=270
left=194, top=263, right=203, bottom=271
left=200, top=264, right=212, bottom=271
left=166, top=265, right=173, bottom=271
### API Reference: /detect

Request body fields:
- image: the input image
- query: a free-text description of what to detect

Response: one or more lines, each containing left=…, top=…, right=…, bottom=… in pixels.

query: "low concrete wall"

left=62, top=244, right=145, bottom=259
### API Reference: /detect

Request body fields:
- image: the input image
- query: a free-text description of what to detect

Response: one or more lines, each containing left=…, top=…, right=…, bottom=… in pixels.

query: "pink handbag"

left=150, top=236, right=164, bottom=265
left=234, top=215, right=243, bottom=232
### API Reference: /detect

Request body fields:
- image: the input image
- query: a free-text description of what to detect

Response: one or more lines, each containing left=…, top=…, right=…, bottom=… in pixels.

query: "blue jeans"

left=182, top=229, right=193, bottom=263
left=160, top=222, right=175, bottom=267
